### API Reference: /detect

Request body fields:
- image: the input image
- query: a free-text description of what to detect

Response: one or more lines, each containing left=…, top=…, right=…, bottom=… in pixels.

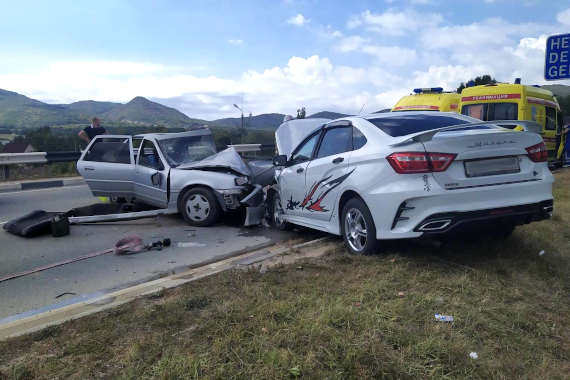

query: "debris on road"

left=177, top=242, right=206, bottom=248
left=0, top=235, right=171, bottom=283
left=114, top=235, right=171, bottom=254
left=434, top=314, right=454, bottom=322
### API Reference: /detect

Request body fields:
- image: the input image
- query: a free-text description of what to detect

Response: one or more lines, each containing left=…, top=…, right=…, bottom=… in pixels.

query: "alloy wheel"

left=344, top=207, right=367, bottom=253
left=186, top=194, right=211, bottom=222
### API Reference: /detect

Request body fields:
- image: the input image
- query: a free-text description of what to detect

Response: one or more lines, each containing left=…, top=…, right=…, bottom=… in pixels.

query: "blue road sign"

left=545, top=33, right=570, bottom=81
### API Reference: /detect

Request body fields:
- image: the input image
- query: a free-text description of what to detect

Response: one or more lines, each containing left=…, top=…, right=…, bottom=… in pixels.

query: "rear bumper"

left=413, top=199, right=552, bottom=235
left=363, top=172, right=554, bottom=240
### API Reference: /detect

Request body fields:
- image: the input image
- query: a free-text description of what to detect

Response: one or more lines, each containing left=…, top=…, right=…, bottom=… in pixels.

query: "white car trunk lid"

left=421, top=129, right=543, bottom=190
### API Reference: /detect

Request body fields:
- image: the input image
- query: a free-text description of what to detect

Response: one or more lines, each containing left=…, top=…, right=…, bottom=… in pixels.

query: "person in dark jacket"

left=78, top=117, right=107, bottom=143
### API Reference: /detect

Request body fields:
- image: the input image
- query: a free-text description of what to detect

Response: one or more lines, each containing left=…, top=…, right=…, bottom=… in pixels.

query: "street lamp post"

left=233, top=103, right=245, bottom=143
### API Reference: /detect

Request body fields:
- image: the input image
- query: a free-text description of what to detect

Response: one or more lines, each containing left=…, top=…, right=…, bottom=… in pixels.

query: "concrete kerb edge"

left=0, top=236, right=332, bottom=341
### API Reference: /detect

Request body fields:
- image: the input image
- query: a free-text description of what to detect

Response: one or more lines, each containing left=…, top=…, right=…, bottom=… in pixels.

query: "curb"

left=0, top=177, right=85, bottom=193
left=0, top=236, right=333, bottom=341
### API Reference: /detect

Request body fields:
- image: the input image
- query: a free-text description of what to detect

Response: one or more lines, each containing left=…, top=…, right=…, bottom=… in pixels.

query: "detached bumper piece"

left=414, top=200, right=553, bottom=235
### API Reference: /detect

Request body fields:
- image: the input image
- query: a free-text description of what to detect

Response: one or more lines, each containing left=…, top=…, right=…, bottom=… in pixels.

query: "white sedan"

left=269, top=112, right=554, bottom=255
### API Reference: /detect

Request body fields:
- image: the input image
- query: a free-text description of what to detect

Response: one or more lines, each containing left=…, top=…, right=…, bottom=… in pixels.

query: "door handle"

left=296, top=167, right=304, bottom=174
left=332, top=157, right=344, bottom=164
left=84, top=167, right=95, bottom=171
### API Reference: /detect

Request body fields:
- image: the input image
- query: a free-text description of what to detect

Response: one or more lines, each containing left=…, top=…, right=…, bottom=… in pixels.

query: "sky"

left=0, top=0, right=569, bottom=120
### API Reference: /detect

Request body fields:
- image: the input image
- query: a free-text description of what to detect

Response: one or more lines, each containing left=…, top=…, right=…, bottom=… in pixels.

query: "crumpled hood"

left=275, top=118, right=330, bottom=158
left=177, top=147, right=251, bottom=176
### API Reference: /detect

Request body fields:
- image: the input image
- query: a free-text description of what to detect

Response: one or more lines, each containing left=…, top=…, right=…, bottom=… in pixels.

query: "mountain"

left=213, top=113, right=285, bottom=129
left=102, top=96, right=206, bottom=128
left=542, top=84, right=570, bottom=98
left=308, top=111, right=350, bottom=119
left=0, top=89, right=209, bottom=129
left=65, top=100, right=121, bottom=116
left=0, top=89, right=82, bottom=128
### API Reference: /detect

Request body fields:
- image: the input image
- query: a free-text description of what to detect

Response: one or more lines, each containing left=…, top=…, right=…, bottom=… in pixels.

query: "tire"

left=268, top=191, right=291, bottom=230
left=341, top=197, right=379, bottom=255
left=180, top=187, right=221, bottom=227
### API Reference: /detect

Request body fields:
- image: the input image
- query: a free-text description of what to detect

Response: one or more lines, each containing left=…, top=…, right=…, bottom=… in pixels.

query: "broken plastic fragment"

left=469, top=352, right=479, bottom=359
left=434, top=314, right=454, bottom=322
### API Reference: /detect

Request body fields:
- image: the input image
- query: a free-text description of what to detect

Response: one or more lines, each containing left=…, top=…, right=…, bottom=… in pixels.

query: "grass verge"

left=0, top=170, right=568, bottom=379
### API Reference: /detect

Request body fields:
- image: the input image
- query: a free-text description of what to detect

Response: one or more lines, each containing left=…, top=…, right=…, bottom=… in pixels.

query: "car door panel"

left=302, top=125, right=353, bottom=221
left=278, top=130, right=321, bottom=217
left=134, top=139, right=169, bottom=208
left=76, top=136, right=134, bottom=198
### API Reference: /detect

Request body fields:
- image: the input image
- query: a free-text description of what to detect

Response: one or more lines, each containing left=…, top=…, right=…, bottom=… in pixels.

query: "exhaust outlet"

left=418, top=219, right=452, bottom=231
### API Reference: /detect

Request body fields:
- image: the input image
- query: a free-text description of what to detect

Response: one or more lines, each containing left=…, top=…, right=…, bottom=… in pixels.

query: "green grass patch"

left=0, top=171, right=569, bottom=379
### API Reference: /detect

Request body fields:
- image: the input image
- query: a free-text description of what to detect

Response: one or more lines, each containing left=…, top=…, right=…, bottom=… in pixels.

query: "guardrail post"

left=1, top=165, right=9, bottom=181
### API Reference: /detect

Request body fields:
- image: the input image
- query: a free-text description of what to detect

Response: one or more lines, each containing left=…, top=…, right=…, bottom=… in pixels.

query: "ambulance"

left=392, top=88, right=460, bottom=113
left=460, top=81, right=566, bottom=165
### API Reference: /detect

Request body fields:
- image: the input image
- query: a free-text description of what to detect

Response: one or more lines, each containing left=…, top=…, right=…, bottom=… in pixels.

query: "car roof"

left=134, top=127, right=212, bottom=140
left=360, top=110, right=470, bottom=121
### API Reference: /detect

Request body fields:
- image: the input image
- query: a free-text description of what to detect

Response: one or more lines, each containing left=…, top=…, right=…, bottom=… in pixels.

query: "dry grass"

left=1, top=170, right=569, bottom=379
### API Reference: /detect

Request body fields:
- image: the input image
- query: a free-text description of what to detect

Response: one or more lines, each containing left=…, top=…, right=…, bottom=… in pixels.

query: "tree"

left=457, top=75, right=498, bottom=93
left=296, top=107, right=306, bottom=119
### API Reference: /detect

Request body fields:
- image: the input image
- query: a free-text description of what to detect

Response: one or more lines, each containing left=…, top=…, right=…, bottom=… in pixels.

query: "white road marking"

left=0, top=185, right=88, bottom=196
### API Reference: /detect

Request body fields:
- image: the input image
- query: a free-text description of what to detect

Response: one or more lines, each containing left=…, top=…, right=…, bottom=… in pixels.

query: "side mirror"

left=273, top=154, right=287, bottom=166
left=151, top=172, right=162, bottom=186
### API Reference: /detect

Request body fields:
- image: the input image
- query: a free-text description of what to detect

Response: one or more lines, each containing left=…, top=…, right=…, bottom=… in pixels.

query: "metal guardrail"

left=0, top=152, right=48, bottom=165
left=0, top=144, right=275, bottom=166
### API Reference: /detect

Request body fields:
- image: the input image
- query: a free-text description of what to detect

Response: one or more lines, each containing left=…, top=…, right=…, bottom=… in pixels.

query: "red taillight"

left=525, top=142, right=547, bottom=162
left=386, top=152, right=456, bottom=174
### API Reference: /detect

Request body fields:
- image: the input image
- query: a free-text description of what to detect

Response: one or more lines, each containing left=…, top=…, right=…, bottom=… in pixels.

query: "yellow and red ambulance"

left=392, top=88, right=460, bottom=113
left=460, top=82, right=565, bottom=164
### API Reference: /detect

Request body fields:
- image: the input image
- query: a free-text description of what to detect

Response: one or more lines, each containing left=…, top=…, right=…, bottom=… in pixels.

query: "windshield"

left=366, top=114, right=471, bottom=137
left=462, top=102, right=518, bottom=121
left=157, top=135, right=217, bottom=167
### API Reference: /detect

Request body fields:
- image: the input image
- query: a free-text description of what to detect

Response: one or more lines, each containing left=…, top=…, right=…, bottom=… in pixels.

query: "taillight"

left=386, top=152, right=456, bottom=174
left=525, top=142, right=547, bottom=162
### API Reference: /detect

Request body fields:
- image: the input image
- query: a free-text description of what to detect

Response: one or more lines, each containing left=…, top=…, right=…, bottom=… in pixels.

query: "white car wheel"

left=270, top=192, right=291, bottom=230
left=342, top=198, right=379, bottom=255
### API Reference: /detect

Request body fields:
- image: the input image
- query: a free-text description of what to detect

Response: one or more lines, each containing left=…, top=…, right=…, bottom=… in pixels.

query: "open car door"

left=133, top=138, right=169, bottom=208
left=77, top=135, right=135, bottom=198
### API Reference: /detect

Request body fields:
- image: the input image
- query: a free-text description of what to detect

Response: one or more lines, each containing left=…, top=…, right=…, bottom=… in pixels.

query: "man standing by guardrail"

left=78, top=117, right=107, bottom=143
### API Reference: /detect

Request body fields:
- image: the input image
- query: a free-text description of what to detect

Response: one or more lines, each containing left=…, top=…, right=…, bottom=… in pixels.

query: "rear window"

left=366, top=114, right=469, bottom=137
left=462, top=102, right=518, bottom=121
left=83, top=137, right=131, bottom=164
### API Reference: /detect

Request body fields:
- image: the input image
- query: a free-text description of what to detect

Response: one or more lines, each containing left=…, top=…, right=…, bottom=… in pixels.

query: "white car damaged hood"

left=275, top=118, right=330, bottom=157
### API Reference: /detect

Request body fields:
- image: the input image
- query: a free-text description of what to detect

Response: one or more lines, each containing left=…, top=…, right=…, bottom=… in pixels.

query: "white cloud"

left=410, top=0, right=433, bottom=4
left=287, top=14, right=308, bottom=26
left=348, top=9, right=443, bottom=35
left=228, top=39, right=243, bottom=45
left=557, top=8, right=570, bottom=26
left=336, top=35, right=367, bottom=52
left=335, top=35, right=417, bottom=66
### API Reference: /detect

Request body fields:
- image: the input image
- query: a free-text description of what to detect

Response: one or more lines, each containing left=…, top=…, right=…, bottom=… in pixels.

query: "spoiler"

left=390, top=120, right=543, bottom=147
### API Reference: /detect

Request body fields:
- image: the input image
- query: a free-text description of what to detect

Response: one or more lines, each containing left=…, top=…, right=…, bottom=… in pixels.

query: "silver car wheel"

left=344, top=207, right=367, bottom=253
left=186, top=194, right=211, bottom=222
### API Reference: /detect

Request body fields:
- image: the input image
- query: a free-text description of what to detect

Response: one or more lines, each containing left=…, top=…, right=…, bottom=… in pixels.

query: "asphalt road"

left=0, top=185, right=304, bottom=321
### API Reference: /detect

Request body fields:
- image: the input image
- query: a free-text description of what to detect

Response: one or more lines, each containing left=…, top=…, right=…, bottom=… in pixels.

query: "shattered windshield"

left=157, top=135, right=217, bottom=167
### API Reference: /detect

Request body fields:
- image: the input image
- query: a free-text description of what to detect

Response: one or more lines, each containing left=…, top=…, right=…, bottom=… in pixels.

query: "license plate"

left=464, top=157, right=520, bottom=178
